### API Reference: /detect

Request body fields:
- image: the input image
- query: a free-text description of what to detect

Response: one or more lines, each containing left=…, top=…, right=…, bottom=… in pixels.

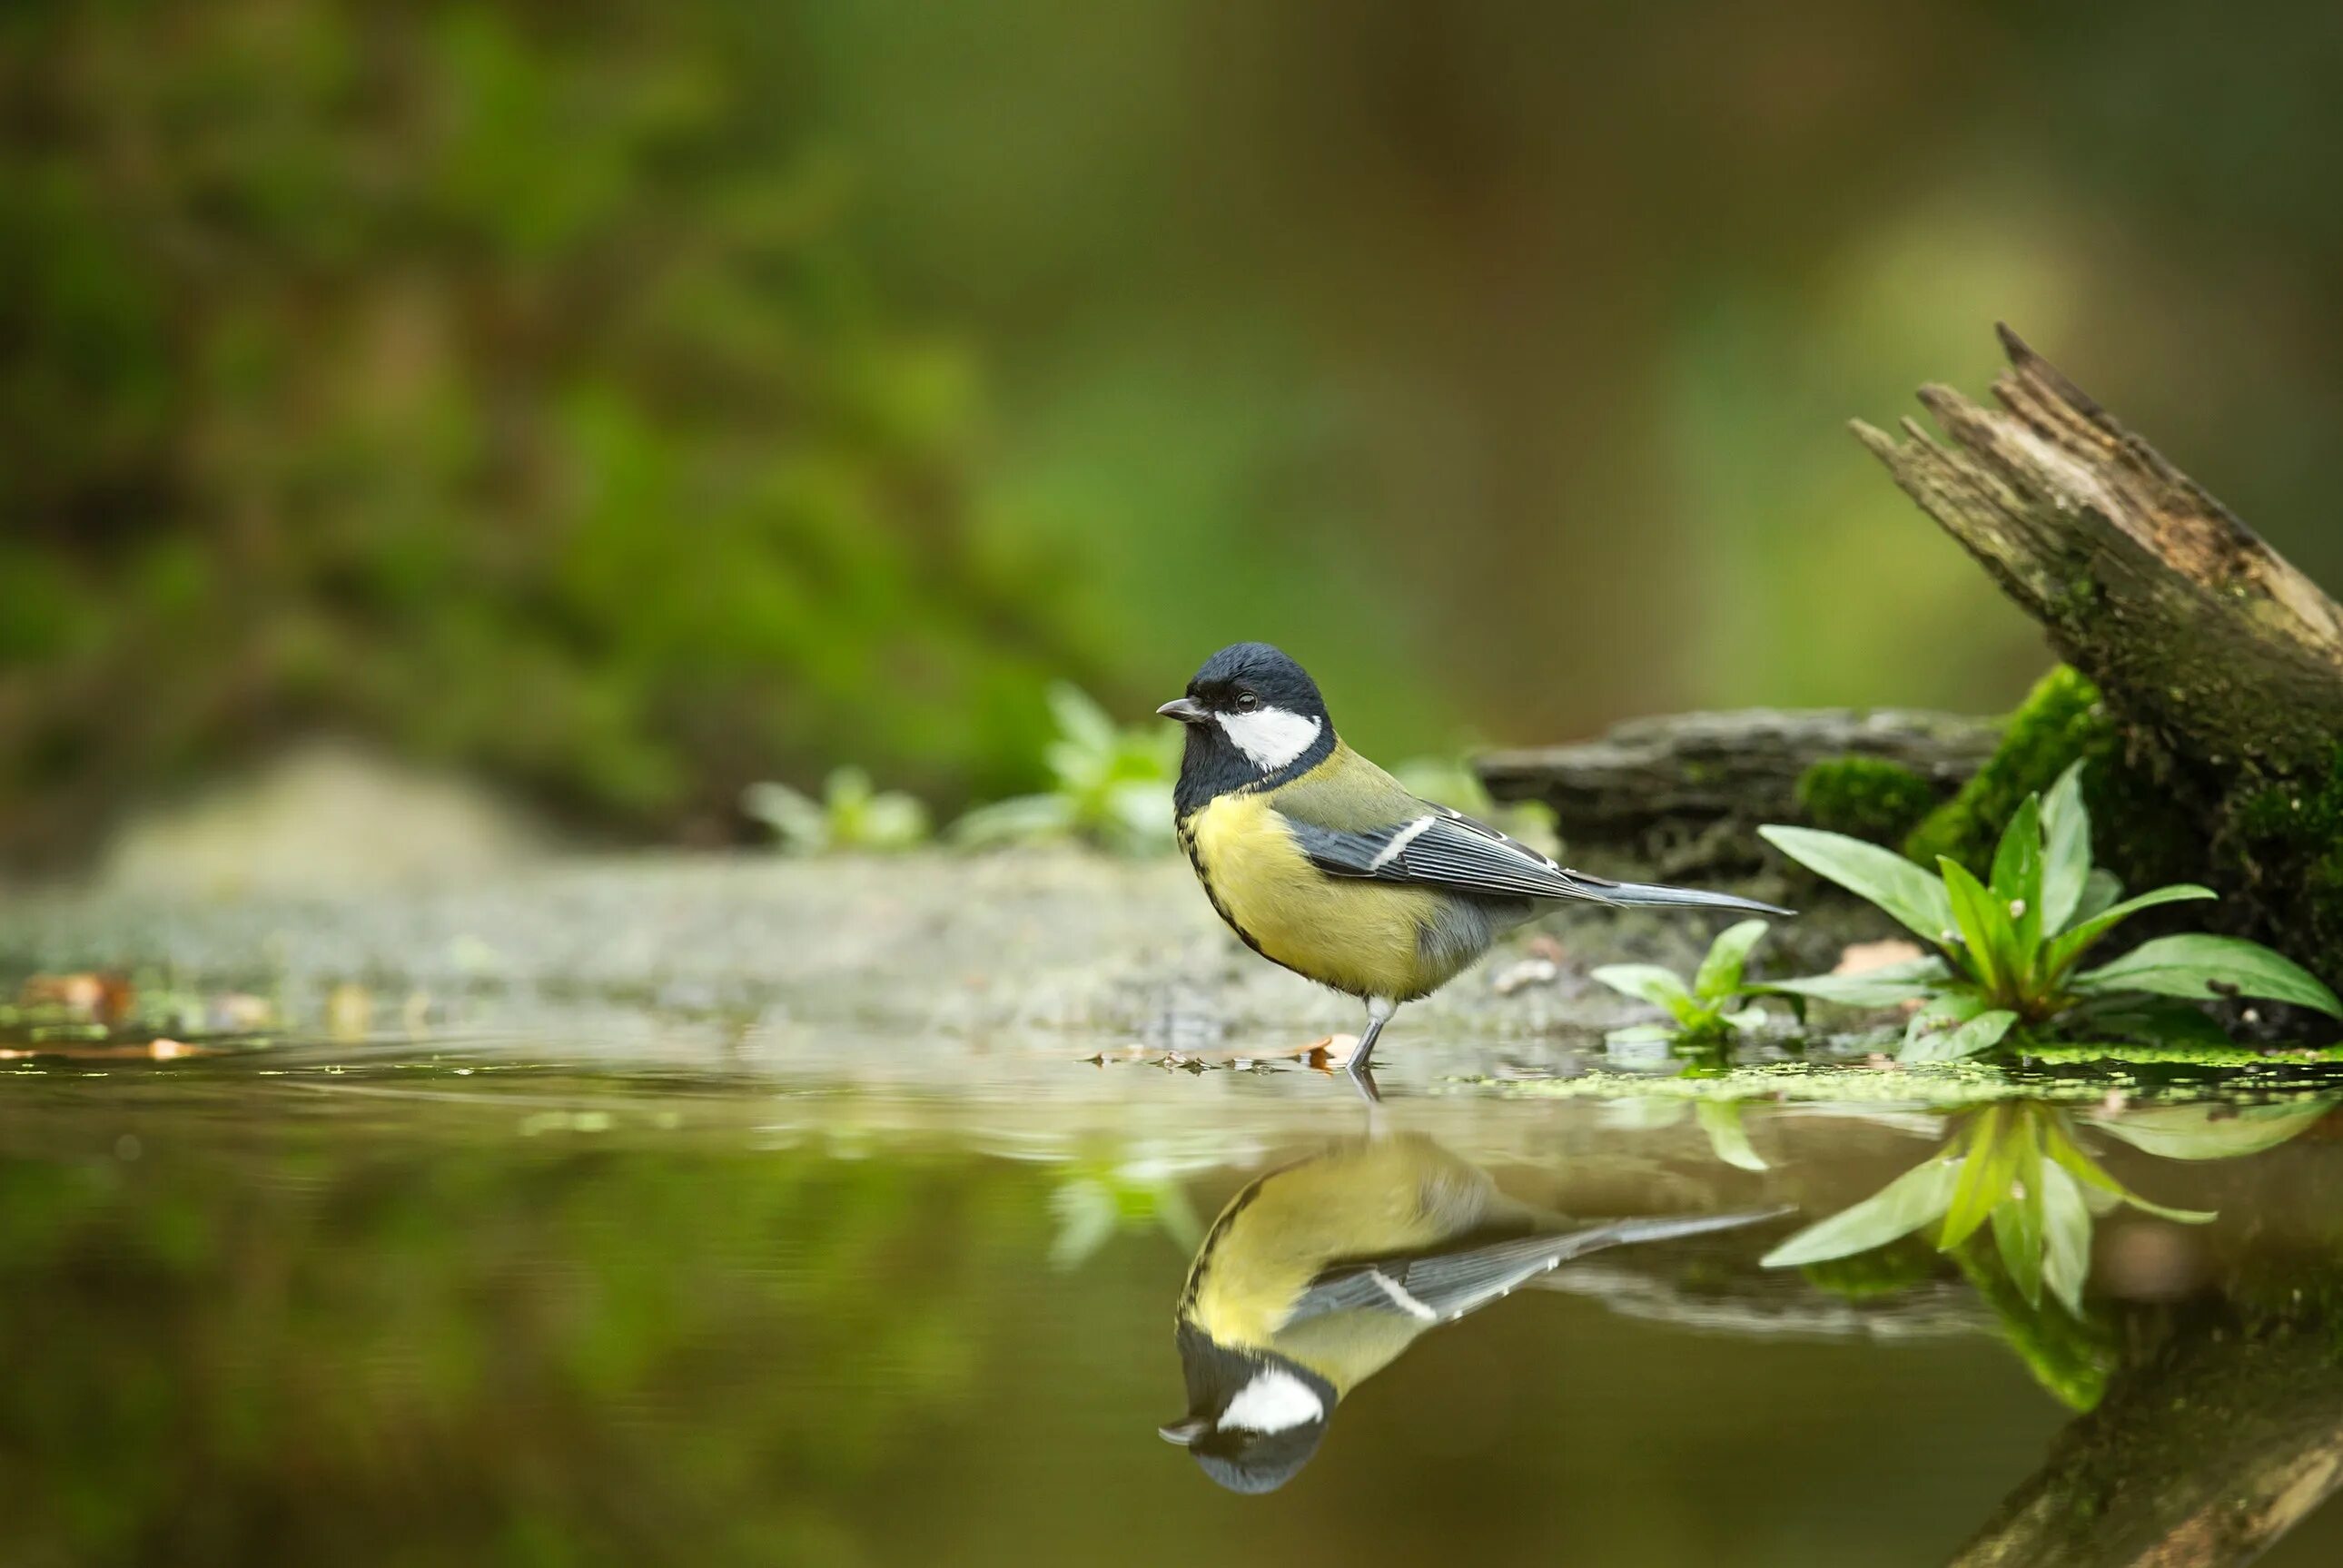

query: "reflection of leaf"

left=1047, top=1178, right=1120, bottom=1270
left=1954, top=1237, right=2113, bottom=1412
left=2086, top=1100, right=2335, bottom=1160
left=1939, top=1107, right=2015, bottom=1248
left=1695, top=1100, right=1767, bottom=1171
left=2038, top=1162, right=2093, bottom=1317
left=1762, top=1158, right=1959, bottom=1268
left=1990, top=1118, right=2045, bottom=1307
left=2041, top=1126, right=2214, bottom=1225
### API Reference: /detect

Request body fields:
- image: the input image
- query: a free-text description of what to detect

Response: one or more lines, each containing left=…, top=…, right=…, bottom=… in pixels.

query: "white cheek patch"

left=1215, top=706, right=1322, bottom=773
left=1219, top=1368, right=1324, bottom=1435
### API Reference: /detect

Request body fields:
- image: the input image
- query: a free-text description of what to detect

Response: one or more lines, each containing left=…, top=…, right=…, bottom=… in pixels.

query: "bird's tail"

left=1548, top=1206, right=1796, bottom=1257
left=1563, top=871, right=1792, bottom=917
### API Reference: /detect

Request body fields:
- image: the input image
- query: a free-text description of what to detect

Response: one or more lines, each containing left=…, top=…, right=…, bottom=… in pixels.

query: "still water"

left=4, top=1025, right=2341, bottom=1568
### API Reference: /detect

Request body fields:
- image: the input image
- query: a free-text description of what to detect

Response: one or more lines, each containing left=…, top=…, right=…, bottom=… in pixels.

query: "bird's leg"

left=1347, top=997, right=1397, bottom=1089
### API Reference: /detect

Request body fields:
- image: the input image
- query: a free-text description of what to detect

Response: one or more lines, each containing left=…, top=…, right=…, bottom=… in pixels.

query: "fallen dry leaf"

left=1304, top=1033, right=1361, bottom=1069
left=1833, top=939, right=1925, bottom=977
left=1491, top=957, right=1560, bottom=995
left=17, top=971, right=134, bottom=1024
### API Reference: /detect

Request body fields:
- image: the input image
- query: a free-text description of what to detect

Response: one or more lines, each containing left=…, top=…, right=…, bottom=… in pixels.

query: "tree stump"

left=1854, top=325, right=2343, bottom=773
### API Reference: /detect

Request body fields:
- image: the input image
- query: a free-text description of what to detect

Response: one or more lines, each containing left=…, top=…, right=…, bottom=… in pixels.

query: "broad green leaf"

left=1940, top=858, right=2017, bottom=993
left=1990, top=796, right=2045, bottom=962
left=1763, top=1156, right=1962, bottom=1268
left=1902, top=989, right=1989, bottom=1049
left=1757, top=957, right=1952, bottom=1008
left=2061, top=993, right=2232, bottom=1048
left=1992, top=1119, right=2047, bottom=1306
left=2038, top=1161, right=2094, bottom=1316
left=2086, top=1100, right=2336, bottom=1161
left=1900, top=1006, right=2018, bottom=1065
left=2040, top=762, right=2092, bottom=933
left=1759, top=826, right=1956, bottom=947
left=2072, top=933, right=2343, bottom=1019
left=1590, top=964, right=1698, bottom=1019
left=1940, top=1108, right=2019, bottom=1249
left=742, top=781, right=826, bottom=850
left=2042, top=885, right=2219, bottom=977
left=1047, top=682, right=1120, bottom=754
left=2070, top=868, right=2124, bottom=930
left=1695, top=1100, right=1768, bottom=1171
left=951, top=794, right=1075, bottom=846
left=1694, top=919, right=1770, bottom=1002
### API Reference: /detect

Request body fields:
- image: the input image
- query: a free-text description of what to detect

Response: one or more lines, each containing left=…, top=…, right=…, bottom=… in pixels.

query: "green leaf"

left=1695, top=1100, right=1768, bottom=1172
left=1992, top=1119, right=2048, bottom=1306
left=2070, top=868, right=2124, bottom=929
left=2038, top=1160, right=2095, bottom=1316
left=1759, top=825, right=1955, bottom=947
left=1590, top=964, right=1698, bottom=1020
left=741, top=780, right=826, bottom=850
left=1990, top=795, right=2045, bottom=963
left=2086, top=1100, right=2336, bottom=1161
left=1047, top=682, right=1120, bottom=754
left=1900, top=1006, right=2018, bottom=1065
left=2040, top=762, right=2092, bottom=934
left=1902, top=989, right=1989, bottom=1047
left=1940, top=858, right=2017, bottom=994
left=2061, top=993, right=2233, bottom=1048
left=2072, top=933, right=2343, bottom=1019
left=1940, top=1108, right=2019, bottom=1249
left=2042, top=885, right=2219, bottom=977
left=1693, top=919, right=1770, bottom=1002
left=951, top=794, right=1074, bottom=846
left=1757, top=957, right=1952, bottom=1008
left=1762, top=1157, right=1962, bottom=1268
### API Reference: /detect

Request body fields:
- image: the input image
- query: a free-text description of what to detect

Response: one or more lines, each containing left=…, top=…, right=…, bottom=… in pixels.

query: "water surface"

left=5, top=1017, right=2342, bottom=1567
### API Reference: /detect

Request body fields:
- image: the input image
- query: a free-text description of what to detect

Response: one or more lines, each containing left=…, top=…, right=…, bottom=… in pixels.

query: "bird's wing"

left=1279, top=801, right=1589, bottom=899
left=1285, top=1210, right=1786, bottom=1326
left=1281, top=801, right=1784, bottom=912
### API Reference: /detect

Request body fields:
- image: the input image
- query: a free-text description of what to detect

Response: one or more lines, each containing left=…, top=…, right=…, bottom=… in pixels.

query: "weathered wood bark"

left=1854, top=325, right=2343, bottom=773
left=1949, top=1298, right=2343, bottom=1568
left=1478, top=707, right=1996, bottom=878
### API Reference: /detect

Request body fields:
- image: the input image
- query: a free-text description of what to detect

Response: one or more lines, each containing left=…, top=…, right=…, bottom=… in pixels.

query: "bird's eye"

left=1234, top=692, right=1259, bottom=711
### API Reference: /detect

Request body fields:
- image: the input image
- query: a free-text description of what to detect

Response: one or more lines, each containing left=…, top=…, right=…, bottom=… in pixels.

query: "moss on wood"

left=1793, top=755, right=1938, bottom=843
left=1901, top=666, right=2199, bottom=893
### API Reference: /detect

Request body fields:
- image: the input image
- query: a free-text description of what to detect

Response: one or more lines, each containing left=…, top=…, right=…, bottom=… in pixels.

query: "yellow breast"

left=1181, top=791, right=1443, bottom=1000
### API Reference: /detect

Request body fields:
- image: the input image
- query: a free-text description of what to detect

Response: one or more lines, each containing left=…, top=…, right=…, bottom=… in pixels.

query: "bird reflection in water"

left=1159, top=1133, right=1784, bottom=1492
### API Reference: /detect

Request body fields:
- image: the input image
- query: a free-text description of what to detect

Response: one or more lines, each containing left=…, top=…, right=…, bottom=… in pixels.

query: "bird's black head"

left=1161, top=643, right=1336, bottom=814
left=1158, top=1326, right=1334, bottom=1494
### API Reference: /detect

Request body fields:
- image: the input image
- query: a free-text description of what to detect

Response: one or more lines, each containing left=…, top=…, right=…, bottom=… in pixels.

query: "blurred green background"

left=9, top=0, right=2343, bottom=862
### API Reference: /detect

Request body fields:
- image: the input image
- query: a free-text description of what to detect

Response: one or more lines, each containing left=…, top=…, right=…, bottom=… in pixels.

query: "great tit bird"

left=1159, top=1135, right=1783, bottom=1493
left=1160, top=642, right=1786, bottom=1084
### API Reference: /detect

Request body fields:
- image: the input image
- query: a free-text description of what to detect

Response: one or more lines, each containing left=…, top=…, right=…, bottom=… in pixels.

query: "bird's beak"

left=1156, top=696, right=1207, bottom=725
left=1157, top=1416, right=1211, bottom=1445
